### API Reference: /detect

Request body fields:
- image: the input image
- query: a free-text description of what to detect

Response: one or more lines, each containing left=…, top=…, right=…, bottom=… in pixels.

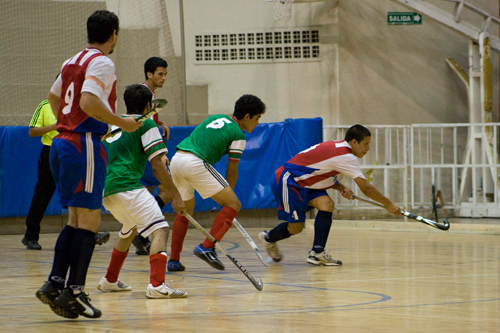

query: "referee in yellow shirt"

left=22, top=100, right=110, bottom=249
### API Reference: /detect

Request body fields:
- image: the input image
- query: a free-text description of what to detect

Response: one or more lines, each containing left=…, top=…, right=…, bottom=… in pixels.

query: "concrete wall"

left=164, top=0, right=499, bottom=126
left=1, top=0, right=497, bottom=127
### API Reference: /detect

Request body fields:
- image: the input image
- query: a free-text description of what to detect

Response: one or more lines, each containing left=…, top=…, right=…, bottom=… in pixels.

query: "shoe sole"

left=193, top=251, right=225, bottom=270
left=167, top=267, right=186, bottom=272
left=36, top=291, right=79, bottom=319
left=306, top=259, right=342, bottom=266
left=97, top=284, right=132, bottom=292
left=146, top=288, right=189, bottom=299
left=146, top=293, right=188, bottom=299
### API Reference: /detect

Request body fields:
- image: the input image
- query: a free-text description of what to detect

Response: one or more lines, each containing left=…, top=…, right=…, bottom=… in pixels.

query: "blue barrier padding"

left=0, top=126, right=62, bottom=217
left=0, top=118, right=322, bottom=217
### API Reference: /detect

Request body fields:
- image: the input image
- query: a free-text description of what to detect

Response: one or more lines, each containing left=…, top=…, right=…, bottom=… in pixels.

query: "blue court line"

left=3, top=297, right=499, bottom=324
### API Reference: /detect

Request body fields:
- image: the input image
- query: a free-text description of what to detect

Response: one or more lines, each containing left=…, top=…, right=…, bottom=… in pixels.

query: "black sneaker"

left=132, top=235, right=151, bottom=255
left=35, top=282, right=78, bottom=319
left=22, top=237, right=42, bottom=250
left=54, top=289, right=102, bottom=319
left=94, top=231, right=110, bottom=246
left=193, top=244, right=225, bottom=270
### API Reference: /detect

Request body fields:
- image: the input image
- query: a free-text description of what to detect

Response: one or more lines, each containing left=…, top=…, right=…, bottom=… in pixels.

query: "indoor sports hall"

left=1, top=0, right=499, bottom=332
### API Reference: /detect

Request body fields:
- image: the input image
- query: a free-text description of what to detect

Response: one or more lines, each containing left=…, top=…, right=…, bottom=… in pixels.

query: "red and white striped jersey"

left=50, top=47, right=117, bottom=135
left=276, top=140, right=365, bottom=190
left=140, top=83, right=159, bottom=125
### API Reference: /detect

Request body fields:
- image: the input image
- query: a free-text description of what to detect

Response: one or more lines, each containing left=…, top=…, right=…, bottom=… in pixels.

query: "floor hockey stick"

left=233, top=218, right=273, bottom=266
left=184, top=213, right=264, bottom=291
left=351, top=195, right=450, bottom=231
left=101, top=98, right=168, bottom=141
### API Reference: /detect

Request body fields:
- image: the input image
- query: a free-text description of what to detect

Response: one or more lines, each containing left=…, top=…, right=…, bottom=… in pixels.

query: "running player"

left=132, top=56, right=171, bottom=255
left=259, top=124, right=401, bottom=266
left=35, top=10, right=140, bottom=319
left=167, top=94, right=266, bottom=272
left=98, top=84, right=187, bottom=299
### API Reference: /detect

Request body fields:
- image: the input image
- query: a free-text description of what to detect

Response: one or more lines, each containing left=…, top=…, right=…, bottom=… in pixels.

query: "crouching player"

left=260, top=124, right=401, bottom=266
left=98, top=84, right=188, bottom=298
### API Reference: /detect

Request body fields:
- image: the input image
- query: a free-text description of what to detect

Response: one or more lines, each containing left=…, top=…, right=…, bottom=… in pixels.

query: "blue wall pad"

left=0, top=117, right=322, bottom=217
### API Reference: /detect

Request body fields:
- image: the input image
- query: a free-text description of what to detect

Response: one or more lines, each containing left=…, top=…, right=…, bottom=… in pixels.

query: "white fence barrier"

left=323, top=123, right=500, bottom=218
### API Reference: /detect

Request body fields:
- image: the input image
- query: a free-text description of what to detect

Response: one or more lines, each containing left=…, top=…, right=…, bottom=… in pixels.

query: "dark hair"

left=144, top=57, right=168, bottom=80
left=87, top=10, right=119, bottom=44
left=233, top=94, right=266, bottom=120
left=344, top=124, right=371, bottom=143
left=124, top=84, right=153, bottom=115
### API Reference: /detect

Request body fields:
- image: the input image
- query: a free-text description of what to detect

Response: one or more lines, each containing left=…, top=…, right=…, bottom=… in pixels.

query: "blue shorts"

left=50, top=132, right=107, bottom=210
left=272, top=169, right=328, bottom=223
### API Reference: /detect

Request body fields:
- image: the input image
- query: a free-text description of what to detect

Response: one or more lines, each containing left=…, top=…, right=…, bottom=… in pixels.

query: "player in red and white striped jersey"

left=260, top=124, right=401, bottom=266
left=36, top=10, right=140, bottom=320
left=132, top=57, right=172, bottom=256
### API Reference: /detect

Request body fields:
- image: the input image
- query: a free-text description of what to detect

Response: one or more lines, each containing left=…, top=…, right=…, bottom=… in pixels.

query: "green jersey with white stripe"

left=103, top=116, right=167, bottom=197
left=177, top=114, right=246, bottom=165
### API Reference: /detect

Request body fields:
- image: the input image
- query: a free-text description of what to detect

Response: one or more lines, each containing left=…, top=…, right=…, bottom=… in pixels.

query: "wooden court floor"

left=0, top=222, right=499, bottom=332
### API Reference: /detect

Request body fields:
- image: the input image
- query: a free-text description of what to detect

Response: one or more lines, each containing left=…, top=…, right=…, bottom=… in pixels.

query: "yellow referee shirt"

left=29, top=100, right=59, bottom=146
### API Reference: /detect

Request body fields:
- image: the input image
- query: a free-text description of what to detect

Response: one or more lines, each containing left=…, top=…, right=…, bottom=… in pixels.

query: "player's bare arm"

left=158, top=120, right=170, bottom=141
left=47, top=92, right=60, bottom=120
left=150, top=154, right=186, bottom=215
left=80, top=92, right=141, bottom=132
left=354, top=177, right=401, bottom=215
left=28, top=123, right=57, bottom=137
left=225, top=159, right=239, bottom=189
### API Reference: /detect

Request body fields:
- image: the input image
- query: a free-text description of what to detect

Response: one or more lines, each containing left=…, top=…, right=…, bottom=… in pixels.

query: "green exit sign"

left=388, top=12, right=422, bottom=25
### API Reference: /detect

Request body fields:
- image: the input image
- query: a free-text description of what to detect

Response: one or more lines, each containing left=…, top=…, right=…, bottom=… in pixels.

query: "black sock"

left=154, top=195, right=165, bottom=209
left=267, top=222, right=292, bottom=242
left=312, top=210, right=333, bottom=253
left=49, top=225, right=76, bottom=290
left=67, top=228, right=96, bottom=289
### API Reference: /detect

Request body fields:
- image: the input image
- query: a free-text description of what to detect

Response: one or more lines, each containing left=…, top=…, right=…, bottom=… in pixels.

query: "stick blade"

left=440, top=219, right=451, bottom=230
left=253, top=278, right=264, bottom=291
left=151, top=98, right=168, bottom=109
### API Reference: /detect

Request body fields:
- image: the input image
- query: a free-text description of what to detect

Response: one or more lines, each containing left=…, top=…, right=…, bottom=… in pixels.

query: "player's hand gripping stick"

left=101, top=99, right=167, bottom=141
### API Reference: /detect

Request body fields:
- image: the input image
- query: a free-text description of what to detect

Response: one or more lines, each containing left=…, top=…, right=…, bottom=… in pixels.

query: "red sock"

left=105, top=248, right=129, bottom=283
left=170, top=214, right=189, bottom=261
left=202, top=207, right=237, bottom=248
left=150, top=252, right=168, bottom=287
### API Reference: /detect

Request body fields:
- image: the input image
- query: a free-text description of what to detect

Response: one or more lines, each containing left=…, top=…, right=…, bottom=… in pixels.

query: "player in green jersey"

left=98, top=84, right=188, bottom=298
left=168, top=94, right=266, bottom=271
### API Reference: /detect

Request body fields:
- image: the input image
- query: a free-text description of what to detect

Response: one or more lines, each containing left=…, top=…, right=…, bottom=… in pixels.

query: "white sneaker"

left=306, top=250, right=342, bottom=266
left=97, top=276, right=132, bottom=292
left=258, top=231, right=282, bottom=262
left=146, top=283, right=188, bottom=299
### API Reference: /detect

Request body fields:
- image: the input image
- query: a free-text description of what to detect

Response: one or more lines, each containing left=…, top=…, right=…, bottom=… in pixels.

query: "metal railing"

left=323, top=123, right=500, bottom=217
